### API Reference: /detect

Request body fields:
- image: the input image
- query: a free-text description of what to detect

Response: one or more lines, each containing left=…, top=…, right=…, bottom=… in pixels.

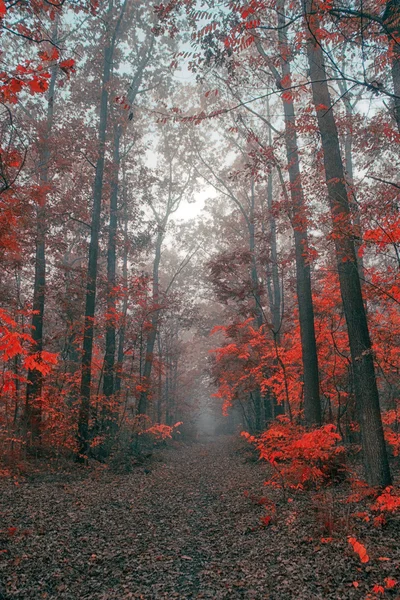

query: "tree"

left=304, top=0, right=391, bottom=487
left=77, top=0, right=128, bottom=460
left=137, top=125, right=193, bottom=416
left=24, top=27, right=59, bottom=448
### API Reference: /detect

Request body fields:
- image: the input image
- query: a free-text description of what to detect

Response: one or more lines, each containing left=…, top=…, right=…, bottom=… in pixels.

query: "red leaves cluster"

left=242, top=419, right=346, bottom=490
left=371, top=487, right=400, bottom=514
left=24, top=351, right=58, bottom=376
left=140, top=421, right=183, bottom=440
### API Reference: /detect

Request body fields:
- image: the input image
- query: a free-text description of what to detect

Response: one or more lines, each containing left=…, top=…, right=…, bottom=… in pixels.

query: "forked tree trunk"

left=304, top=0, right=391, bottom=487
left=77, top=42, right=113, bottom=459
left=77, top=0, right=127, bottom=459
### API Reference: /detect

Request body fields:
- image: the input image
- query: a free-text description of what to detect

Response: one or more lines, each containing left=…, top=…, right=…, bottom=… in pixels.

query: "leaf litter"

left=0, top=436, right=399, bottom=599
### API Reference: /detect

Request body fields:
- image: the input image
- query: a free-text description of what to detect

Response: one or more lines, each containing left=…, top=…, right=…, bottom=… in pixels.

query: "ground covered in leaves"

left=1, top=436, right=399, bottom=599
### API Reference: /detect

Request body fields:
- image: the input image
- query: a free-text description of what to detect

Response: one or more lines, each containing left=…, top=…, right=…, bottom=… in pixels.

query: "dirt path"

left=1, top=437, right=397, bottom=599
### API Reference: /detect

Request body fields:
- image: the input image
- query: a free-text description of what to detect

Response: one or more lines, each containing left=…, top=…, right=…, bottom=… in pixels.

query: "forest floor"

left=1, top=436, right=399, bottom=600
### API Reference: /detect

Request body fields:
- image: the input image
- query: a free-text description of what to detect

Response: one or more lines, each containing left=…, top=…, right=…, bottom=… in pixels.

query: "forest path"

left=1, top=437, right=376, bottom=599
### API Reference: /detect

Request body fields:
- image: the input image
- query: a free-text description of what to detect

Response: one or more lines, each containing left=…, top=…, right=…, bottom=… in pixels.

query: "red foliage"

left=141, top=421, right=183, bottom=440
left=348, top=537, right=369, bottom=563
left=242, top=419, right=346, bottom=490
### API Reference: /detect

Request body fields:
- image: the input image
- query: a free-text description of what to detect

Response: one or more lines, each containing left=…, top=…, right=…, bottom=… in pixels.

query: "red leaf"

left=384, top=578, right=397, bottom=589
left=28, top=77, right=49, bottom=94
left=59, top=58, right=75, bottom=70
left=372, top=584, right=384, bottom=595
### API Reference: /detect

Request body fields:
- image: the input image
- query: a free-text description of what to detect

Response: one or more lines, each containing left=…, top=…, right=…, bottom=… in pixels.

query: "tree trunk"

left=249, top=179, right=263, bottom=431
left=137, top=229, right=163, bottom=416
left=77, top=15, right=115, bottom=460
left=25, top=41, right=58, bottom=447
left=304, top=0, right=391, bottom=487
left=115, top=171, right=128, bottom=394
left=384, top=0, right=400, bottom=133
left=339, top=83, right=365, bottom=282
left=267, top=167, right=281, bottom=339
left=157, top=332, right=162, bottom=422
left=266, top=0, right=321, bottom=426
left=103, top=124, right=121, bottom=400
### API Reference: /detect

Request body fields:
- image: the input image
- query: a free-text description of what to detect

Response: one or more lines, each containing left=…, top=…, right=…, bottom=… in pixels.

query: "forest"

left=0, top=0, right=400, bottom=598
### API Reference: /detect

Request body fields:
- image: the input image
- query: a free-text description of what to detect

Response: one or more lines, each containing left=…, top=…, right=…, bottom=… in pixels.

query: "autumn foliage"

left=242, top=419, right=346, bottom=491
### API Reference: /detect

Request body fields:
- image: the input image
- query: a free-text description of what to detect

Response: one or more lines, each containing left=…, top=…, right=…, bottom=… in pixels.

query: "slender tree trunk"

left=137, top=229, right=163, bottom=415
left=77, top=1, right=124, bottom=459
left=103, top=124, right=121, bottom=400
left=384, top=0, right=400, bottom=133
left=304, top=0, right=391, bottom=487
left=165, top=349, right=171, bottom=425
left=95, top=124, right=122, bottom=457
left=267, top=169, right=281, bottom=339
left=25, top=42, right=58, bottom=447
left=256, top=0, right=321, bottom=425
left=115, top=174, right=128, bottom=394
left=264, top=100, right=282, bottom=340
left=278, top=0, right=321, bottom=426
left=249, top=179, right=263, bottom=431
left=170, top=349, right=178, bottom=425
left=157, top=332, right=162, bottom=422
left=339, top=86, right=365, bottom=282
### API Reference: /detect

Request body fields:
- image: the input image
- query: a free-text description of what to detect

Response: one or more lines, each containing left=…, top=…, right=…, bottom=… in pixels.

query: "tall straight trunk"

left=267, top=172, right=281, bottom=338
left=169, top=347, right=179, bottom=425
left=257, top=0, right=321, bottom=425
left=249, top=179, right=263, bottom=331
left=157, top=332, right=162, bottom=422
left=249, top=179, right=263, bottom=431
left=338, top=82, right=365, bottom=282
left=77, top=41, right=113, bottom=458
left=115, top=172, right=128, bottom=394
left=77, top=0, right=127, bottom=458
left=25, top=41, right=58, bottom=445
left=384, top=0, right=400, bottom=133
left=304, top=0, right=391, bottom=487
left=266, top=103, right=281, bottom=340
left=103, top=124, right=121, bottom=400
left=137, top=229, right=163, bottom=415
left=165, top=348, right=171, bottom=425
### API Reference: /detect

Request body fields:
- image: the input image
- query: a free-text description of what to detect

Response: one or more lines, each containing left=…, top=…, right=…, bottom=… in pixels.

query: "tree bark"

left=103, top=124, right=121, bottom=400
left=338, top=80, right=365, bottom=282
left=77, top=0, right=127, bottom=459
left=115, top=168, right=128, bottom=394
left=384, top=0, right=400, bottom=133
left=304, top=0, right=391, bottom=487
left=25, top=37, right=58, bottom=447
left=267, top=167, right=281, bottom=340
left=137, top=229, right=163, bottom=416
left=256, top=0, right=321, bottom=425
left=249, top=179, right=263, bottom=431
